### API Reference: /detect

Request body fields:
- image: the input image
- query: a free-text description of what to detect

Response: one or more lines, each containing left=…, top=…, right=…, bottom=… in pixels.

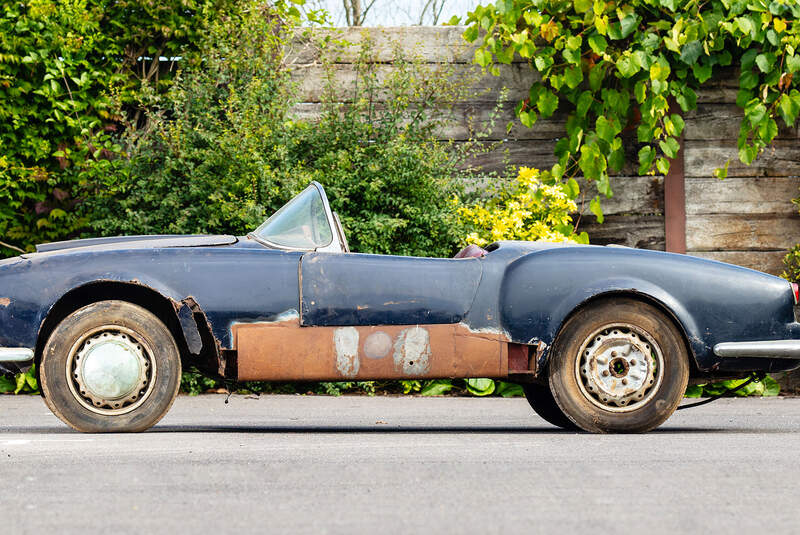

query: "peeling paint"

left=334, top=327, right=360, bottom=377
left=272, top=309, right=300, bottom=323
left=363, top=331, right=392, bottom=359
left=393, top=326, right=431, bottom=375
left=0, top=297, right=10, bottom=307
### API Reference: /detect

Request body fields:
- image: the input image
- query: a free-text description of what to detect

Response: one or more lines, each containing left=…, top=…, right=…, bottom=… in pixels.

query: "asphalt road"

left=2, top=394, right=800, bottom=534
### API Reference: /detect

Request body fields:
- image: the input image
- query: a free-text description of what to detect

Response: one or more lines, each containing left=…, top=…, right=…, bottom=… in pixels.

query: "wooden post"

left=665, top=113, right=686, bottom=254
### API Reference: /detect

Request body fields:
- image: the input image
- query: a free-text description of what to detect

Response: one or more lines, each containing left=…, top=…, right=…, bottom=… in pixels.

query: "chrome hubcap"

left=67, top=327, right=156, bottom=415
left=576, top=324, right=663, bottom=413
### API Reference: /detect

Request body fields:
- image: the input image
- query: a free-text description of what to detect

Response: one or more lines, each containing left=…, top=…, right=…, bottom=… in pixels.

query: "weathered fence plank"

left=686, top=214, right=800, bottom=251
left=292, top=26, right=800, bottom=276
left=686, top=177, right=800, bottom=215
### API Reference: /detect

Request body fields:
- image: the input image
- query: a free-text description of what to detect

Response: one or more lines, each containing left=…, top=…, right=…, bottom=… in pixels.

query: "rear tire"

left=522, top=382, right=578, bottom=430
left=548, top=297, right=689, bottom=433
left=40, top=300, right=181, bottom=433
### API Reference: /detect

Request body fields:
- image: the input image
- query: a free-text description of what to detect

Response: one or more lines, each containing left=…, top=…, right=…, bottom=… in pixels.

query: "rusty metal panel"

left=507, top=343, right=530, bottom=373
left=234, top=318, right=508, bottom=382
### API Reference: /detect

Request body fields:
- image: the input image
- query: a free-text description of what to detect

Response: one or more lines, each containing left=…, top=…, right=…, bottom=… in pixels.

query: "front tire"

left=40, top=300, right=181, bottom=433
left=548, top=297, right=689, bottom=433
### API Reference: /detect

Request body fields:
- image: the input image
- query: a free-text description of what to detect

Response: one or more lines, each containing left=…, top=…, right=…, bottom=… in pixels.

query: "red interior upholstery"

left=454, top=244, right=488, bottom=259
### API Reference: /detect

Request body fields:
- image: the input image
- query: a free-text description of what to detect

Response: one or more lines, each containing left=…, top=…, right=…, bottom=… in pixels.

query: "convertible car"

left=1, top=182, right=799, bottom=433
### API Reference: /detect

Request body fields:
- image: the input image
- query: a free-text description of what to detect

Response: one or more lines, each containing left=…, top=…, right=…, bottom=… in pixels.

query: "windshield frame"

left=247, top=182, right=345, bottom=253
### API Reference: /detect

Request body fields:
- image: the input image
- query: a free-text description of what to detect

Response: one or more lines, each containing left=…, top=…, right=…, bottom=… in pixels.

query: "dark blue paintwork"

left=300, top=252, right=482, bottom=326
left=1, top=234, right=799, bottom=376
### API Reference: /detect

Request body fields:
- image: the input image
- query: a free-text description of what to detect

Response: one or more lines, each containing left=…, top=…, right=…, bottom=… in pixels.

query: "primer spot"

left=393, top=327, right=431, bottom=375
left=363, top=331, right=392, bottom=359
left=334, top=327, right=360, bottom=378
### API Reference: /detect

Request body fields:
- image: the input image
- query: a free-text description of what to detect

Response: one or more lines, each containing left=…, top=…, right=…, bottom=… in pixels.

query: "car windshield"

left=252, top=185, right=333, bottom=250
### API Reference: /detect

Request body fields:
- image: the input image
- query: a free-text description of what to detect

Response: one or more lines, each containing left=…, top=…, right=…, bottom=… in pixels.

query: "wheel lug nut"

left=630, top=359, right=637, bottom=365
left=611, top=351, right=617, bottom=357
left=602, top=370, right=609, bottom=377
left=622, top=378, right=628, bottom=385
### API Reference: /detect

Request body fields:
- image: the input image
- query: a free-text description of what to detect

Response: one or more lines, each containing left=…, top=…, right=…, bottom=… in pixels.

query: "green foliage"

left=458, top=166, right=589, bottom=245
left=685, top=375, right=780, bottom=397
left=180, top=368, right=224, bottom=396
left=460, top=0, right=800, bottom=217
left=783, top=244, right=800, bottom=282
left=1, top=365, right=39, bottom=394
left=388, top=378, right=524, bottom=397
left=0, top=374, right=16, bottom=393
left=0, top=0, right=248, bottom=257
left=85, top=3, right=298, bottom=237
left=87, top=25, right=482, bottom=257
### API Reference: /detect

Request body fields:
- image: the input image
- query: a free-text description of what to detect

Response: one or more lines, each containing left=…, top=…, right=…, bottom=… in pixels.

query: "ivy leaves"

left=462, top=0, right=800, bottom=216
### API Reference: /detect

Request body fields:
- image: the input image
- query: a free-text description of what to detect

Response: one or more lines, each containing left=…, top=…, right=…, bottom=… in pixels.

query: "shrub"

left=86, top=23, right=490, bottom=258
left=459, top=166, right=588, bottom=246
left=458, top=0, right=800, bottom=223
left=783, top=245, right=800, bottom=283
left=0, top=0, right=242, bottom=256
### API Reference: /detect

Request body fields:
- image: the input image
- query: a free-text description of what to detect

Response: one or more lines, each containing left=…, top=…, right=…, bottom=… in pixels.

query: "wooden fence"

left=289, top=26, right=800, bottom=275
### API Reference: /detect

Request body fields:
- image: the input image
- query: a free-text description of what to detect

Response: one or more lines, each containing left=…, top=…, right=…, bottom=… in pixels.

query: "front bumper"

left=714, top=340, right=800, bottom=359
left=0, top=347, right=34, bottom=374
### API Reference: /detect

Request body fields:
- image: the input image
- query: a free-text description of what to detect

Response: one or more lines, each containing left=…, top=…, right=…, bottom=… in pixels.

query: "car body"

left=1, top=182, right=799, bottom=432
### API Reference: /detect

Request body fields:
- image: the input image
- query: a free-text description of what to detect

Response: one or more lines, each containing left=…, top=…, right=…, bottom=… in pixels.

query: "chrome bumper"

left=0, top=348, right=34, bottom=374
left=714, top=340, right=800, bottom=359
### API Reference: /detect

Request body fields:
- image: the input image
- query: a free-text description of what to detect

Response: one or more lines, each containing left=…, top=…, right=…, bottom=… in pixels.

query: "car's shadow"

left=1, top=424, right=783, bottom=434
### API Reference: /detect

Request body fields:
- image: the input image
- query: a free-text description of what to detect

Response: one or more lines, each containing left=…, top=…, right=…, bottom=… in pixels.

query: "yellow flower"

left=457, top=166, right=582, bottom=247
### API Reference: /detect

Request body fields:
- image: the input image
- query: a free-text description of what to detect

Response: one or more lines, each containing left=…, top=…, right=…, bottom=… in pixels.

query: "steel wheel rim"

left=574, top=323, right=664, bottom=413
left=65, top=325, right=157, bottom=415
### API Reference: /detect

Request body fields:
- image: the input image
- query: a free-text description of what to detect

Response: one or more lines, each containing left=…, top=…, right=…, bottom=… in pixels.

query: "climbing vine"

left=457, top=0, right=800, bottom=219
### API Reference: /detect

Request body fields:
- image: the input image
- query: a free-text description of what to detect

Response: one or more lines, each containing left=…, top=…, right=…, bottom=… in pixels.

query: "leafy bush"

left=685, top=375, right=780, bottom=398
left=459, top=166, right=588, bottom=246
left=458, top=0, right=800, bottom=220
left=0, top=0, right=242, bottom=256
left=87, top=23, right=487, bottom=258
left=783, top=244, right=800, bottom=283
left=0, top=365, right=38, bottom=394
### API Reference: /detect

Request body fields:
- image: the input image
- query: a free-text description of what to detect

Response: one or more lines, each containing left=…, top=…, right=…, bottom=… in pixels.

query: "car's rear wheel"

left=548, top=297, right=689, bottom=433
left=40, top=300, right=181, bottom=433
left=522, top=382, right=578, bottom=430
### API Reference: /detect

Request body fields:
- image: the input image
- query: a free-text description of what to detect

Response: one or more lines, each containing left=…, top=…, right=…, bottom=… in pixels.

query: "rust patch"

left=233, top=320, right=509, bottom=382
left=508, top=343, right=530, bottom=372
left=0, top=297, right=10, bottom=307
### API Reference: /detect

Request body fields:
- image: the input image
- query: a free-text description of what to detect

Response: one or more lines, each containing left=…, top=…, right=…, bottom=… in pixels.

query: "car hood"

left=33, top=234, right=238, bottom=254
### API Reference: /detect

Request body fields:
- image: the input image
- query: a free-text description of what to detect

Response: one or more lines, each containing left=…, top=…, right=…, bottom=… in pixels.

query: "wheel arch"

left=35, top=281, right=220, bottom=377
left=540, top=290, right=700, bottom=375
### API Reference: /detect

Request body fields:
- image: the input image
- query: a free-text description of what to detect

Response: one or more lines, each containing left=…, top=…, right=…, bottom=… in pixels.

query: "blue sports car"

left=1, top=182, right=798, bottom=433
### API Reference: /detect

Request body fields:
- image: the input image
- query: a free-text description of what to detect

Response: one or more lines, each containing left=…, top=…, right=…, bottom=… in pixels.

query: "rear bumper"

left=0, top=347, right=34, bottom=374
left=714, top=340, right=800, bottom=359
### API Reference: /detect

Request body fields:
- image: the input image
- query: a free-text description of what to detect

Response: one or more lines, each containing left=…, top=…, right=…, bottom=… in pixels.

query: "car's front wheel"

left=40, top=300, right=181, bottom=433
left=548, top=297, right=689, bottom=433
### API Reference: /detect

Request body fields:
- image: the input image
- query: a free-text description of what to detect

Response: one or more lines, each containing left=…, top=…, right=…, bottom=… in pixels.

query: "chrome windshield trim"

left=714, top=340, right=800, bottom=359
left=0, top=348, right=34, bottom=362
left=246, top=233, right=315, bottom=253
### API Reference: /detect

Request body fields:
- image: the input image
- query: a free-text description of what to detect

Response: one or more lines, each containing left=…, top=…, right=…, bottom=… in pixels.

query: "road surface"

left=2, top=394, right=799, bottom=534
